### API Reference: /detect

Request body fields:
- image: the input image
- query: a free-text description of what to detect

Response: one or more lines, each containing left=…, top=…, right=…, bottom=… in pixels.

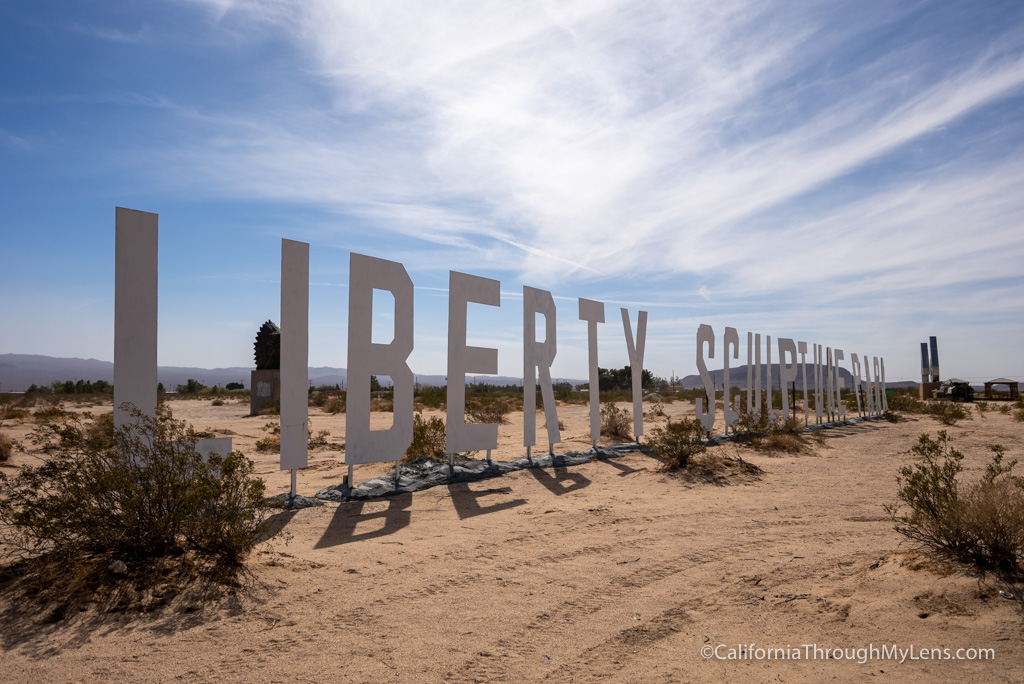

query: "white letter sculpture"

left=778, top=338, right=798, bottom=422
left=579, top=298, right=605, bottom=446
left=621, top=308, right=648, bottom=439
left=524, top=287, right=560, bottom=450
left=447, top=271, right=500, bottom=454
left=346, top=253, right=414, bottom=465
left=114, top=207, right=158, bottom=429
left=723, top=327, right=740, bottom=432
left=280, top=239, right=309, bottom=471
left=696, top=324, right=715, bottom=433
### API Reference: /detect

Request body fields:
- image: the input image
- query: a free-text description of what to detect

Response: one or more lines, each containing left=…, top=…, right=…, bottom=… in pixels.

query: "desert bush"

left=371, top=396, right=394, bottom=412
left=644, top=400, right=667, bottom=419
left=211, top=398, right=225, bottom=407
left=323, top=396, right=346, bottom=414
left=466, top=394, right=516, bottom=425
left=307, top=421, right=331, bottom=451
left=929, top=402, right=971, bottom=426
left=600, top=403, right=632, bottom=440
left=1013, top=409, right=1024, bottom=423
left=404, top=412, right=446, bottom=461
left=883, top=410, right=901, bottom=423
left=0, top=406, right=267, bottom=575
left=649, top=417, right=707, bottom=469
left=415, top=385, right=447, bottom=409
left=255, top=435, right=280, bottom=452
left=888, top=392, right=925, bottom=414
left=33, top=403, right=67, bottom=422
left=886, top=433, right=1024, bottom=582
left=975, top=401, right=989, bottom=415
left=733, top=407, right=807, bottom=453
left=735, top=405, right=771, bottom=434
left=0, top=403, right=30, bottom=420
left=0, top=432, right=14, bottom=463
left=999, top=404, right=1011, bottom=415
left=255, top=421, right=281, bottom=452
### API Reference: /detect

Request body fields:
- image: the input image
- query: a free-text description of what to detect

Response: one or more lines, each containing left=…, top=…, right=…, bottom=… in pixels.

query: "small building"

left=983, top=378, right=1019, bottom=400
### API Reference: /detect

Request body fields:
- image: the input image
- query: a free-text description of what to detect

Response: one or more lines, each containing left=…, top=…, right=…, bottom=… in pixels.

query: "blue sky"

left=2, top=0, right=1024, bottom=384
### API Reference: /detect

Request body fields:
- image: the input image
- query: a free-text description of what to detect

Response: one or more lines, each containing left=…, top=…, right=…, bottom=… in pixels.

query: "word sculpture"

left=694, top=324, right=888, bottom=434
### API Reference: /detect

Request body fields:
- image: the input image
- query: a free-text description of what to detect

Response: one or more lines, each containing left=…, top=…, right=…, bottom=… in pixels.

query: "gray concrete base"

left=250, top=369, right=281, bottom=416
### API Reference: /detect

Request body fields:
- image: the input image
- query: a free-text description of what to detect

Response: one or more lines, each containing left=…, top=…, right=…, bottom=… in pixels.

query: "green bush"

left=600, top=403, right=632, bottom=440
left=886, top=433, right=1024, bottom=582
left=0, top=406, right=268, bottom=574
left=404, top=412, right=446, bottom=461
left=648, top=417, right=707, bottom=469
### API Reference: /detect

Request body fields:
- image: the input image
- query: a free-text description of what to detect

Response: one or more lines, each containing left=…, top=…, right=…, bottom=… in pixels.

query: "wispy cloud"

left=153, top=1, right=1024, bottom=290
left=70, top=22, right=151, bottom=43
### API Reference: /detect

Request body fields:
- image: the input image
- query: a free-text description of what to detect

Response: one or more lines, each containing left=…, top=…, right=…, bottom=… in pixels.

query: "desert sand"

left=1, top=397, right=1022, bottom=683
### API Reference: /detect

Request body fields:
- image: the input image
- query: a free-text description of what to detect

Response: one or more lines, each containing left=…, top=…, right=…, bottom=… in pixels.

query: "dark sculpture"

left=254, top=320, right=281, bottom=370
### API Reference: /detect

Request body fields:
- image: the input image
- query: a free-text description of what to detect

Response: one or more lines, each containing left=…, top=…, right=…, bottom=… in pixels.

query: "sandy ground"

left=1, top=396, right=1022, bottom=683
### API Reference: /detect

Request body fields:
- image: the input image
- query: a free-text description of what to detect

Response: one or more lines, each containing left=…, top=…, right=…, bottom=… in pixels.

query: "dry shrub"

left=600, top=403, right=632, bottom=440
left=1013, top=409, right=1024, bottom=423
left=255, top=421, right=280, bottom=452
left=886, top=433, right=1024, bottom=583
left=33, top=404, right=67, bottom=422
left=888, top=393, right=925, bottom=414
left=258, top=401, right=279, bottom=416
left=649, top=417, right=706, bottom=469
left=929, top=402, right=971, bottom=426
left=0, top=403, right=29, bottom=420
left=371, top=397, right=394, bottom=412
left=0, top=432, right=14, bottom=463
left=404, top=412, right=446, bottom=461
left=322, top=396, right=346, bottom=414
left=0, top=406, right=268, bottom=588
left=671, top=451, right=764, bottom=485
left=211, top=398, right=225, bottom=407
left=466, top=395, right=516, bottom=425
left=255, top=435, right=280, bottom=452
left=753, top=432, right=806, bottom=454
left=644, top=400, right=667, bottom=419
left=307, top=421, right=331, bottom=451
left=734, top=408, right=807, bottom=454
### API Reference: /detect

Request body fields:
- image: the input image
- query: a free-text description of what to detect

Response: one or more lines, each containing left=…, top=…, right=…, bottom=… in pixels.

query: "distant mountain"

left=0, top=354, right=580, bottom=392
left=678, top=364, right=917, bottom=391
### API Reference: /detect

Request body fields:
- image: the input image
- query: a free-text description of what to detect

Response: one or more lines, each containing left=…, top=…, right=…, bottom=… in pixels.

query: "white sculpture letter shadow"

left=447, top=271, right=500, bottom=454
left=346, top=253, right=414, bottom=465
